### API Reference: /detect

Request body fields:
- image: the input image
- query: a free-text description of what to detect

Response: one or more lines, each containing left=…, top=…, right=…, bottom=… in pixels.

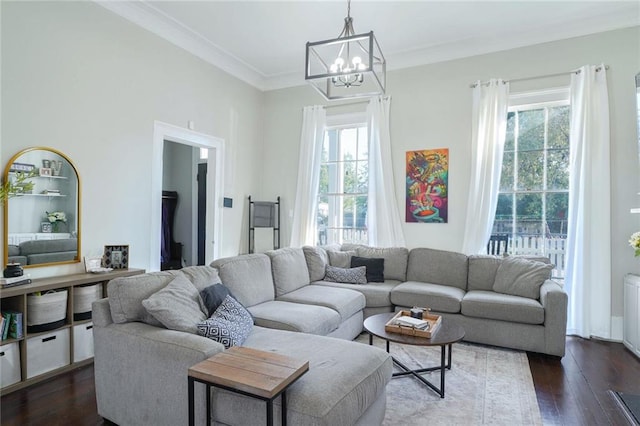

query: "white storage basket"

left=73, top=284, right=102, bottom=320
left=26, top=328, right=70, bottom=379
left=27, top=289, right=68, bottom=331
left=0, top=342, right=21, bottom=388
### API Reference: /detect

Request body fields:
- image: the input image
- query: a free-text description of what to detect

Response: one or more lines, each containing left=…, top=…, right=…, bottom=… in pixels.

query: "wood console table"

left=188, top=346, right=309, bottom=426
left=0, top=268, right=144, bottom=394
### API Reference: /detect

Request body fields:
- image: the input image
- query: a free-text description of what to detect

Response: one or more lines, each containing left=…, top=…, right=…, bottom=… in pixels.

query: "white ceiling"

left=98, top=0, right=640, bottom=91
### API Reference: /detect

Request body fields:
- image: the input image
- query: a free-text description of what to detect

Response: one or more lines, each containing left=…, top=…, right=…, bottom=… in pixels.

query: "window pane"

left=341, top=128, right=357, bottom=161
left=505, top=111, right=515, bottom=151
left=326, top=163, right=339, bottom=193
left=517, top=150, right=544, bottom=190
left=357, top=128, right=368, bottom=160
left=547, top=148, right=569, bottom=190
left=500, top=152, right=514, bottom=191
left=357, top=161, right=368, bottom=193
left=516, top=193, right=543, bottom=236
left=343, top=161, right=357, bottom=193
left=493, top=193, right=513, bottom=234
left=355, top=195, right=368, bottom=229
left=518, top=109, right=544, bottom=151
left=318, top=165, right=328, bottom=202
left=326, top=129, right=338, bottom=162
left=548, top=106, right=570, bottom=149
left=342, top=195, right=355, bottom=227
left=545, top=193, right=568, bottom=236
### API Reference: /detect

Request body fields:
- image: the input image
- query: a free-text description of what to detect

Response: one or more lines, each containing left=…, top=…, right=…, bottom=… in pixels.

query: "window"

left=492, top=91, right=570, bottom=279
left=317, top=123, right=368, bottom=245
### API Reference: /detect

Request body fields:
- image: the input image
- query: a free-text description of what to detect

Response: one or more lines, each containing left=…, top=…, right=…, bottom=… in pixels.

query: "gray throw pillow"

left=492, top=257, right=553, bottom=299
left=141, top=273, right=207, bottom=334
left=200, top=283, right=235, bottom=317
left=197, top=295, right=254, bottom=348
left=324, top=265, right=367, bottom=284
left=327, top=250, right=356, bottom=268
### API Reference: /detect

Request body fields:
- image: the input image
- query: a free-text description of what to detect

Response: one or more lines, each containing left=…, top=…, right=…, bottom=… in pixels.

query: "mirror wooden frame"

left=3, top=147, right=82, bottom=269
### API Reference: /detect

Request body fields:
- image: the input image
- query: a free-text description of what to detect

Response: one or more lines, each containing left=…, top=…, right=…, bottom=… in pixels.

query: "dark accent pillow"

left=324, top=265, right=367, bottom=284
left=197, top=295, right=254, bottom=349
left=350, top=256, right=385, bottom=282
left=200, top=283, right=235, bottom=317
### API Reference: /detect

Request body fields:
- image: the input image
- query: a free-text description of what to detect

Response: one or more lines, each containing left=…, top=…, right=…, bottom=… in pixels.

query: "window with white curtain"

left=492, top=89, right=570, bottom=279
left=317, top=117, right=368, bottom=245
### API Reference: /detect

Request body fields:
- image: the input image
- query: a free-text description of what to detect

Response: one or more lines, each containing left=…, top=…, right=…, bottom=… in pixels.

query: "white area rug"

left=355, top=333, right=542, bottom=425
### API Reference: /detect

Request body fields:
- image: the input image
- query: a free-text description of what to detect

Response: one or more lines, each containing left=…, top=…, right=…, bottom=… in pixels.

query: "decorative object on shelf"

left=51, top=160, right=63, bottom=176
left=3, top=263, right=23, bottom=278
left=629, top=232, right=640, bottom=257
left=46, top=211, right=67, bottom=232
left=39, top=168, right=52, bottom=177
left=305, top=0, right=385, bottom=100
left=40, top=222, right=53, bottom=233
left=103, top=245, right=129, bottom=269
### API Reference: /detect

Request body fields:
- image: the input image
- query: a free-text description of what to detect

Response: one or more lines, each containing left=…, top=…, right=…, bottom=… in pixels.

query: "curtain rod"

left=469, top=65, right=609, bottom=88
left=323, top=95, right=390, bottom=109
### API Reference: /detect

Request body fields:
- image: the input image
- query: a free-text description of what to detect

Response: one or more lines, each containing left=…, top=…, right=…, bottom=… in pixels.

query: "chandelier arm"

left=309, top=47, right=332, bottom=72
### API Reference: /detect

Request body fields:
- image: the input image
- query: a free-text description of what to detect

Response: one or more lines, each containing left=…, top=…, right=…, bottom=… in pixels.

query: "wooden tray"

left=384, top=310, right=441, bottom=338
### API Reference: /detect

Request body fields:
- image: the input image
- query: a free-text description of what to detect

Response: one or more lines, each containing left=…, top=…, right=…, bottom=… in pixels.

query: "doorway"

left=151, top=121, right=224, bottom=271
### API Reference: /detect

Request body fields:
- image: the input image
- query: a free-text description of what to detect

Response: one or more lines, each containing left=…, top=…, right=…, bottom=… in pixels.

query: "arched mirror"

left=3, top=147, right=81, bottom=268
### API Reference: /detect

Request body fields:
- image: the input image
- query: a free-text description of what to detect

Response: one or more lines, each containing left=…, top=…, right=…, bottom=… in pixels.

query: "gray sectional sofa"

left=92, top=244, right=567, bottom=426
left=7, top=238, right=77, bottom=265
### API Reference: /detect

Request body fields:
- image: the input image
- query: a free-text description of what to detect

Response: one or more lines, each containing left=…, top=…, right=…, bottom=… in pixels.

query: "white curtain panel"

left=462, top=79, right=509, bottom=255
left=565, top=65, right=612, bottom=339
left=290, top=106, right=326, bottom=247
left=366, top=97, right=406, bottom=247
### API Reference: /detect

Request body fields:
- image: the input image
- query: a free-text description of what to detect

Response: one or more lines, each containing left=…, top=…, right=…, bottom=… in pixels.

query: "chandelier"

left=305, top=0, right=386, bottom=100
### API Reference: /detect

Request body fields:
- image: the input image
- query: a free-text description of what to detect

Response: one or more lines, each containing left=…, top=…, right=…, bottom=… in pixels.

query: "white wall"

left=1, top=1, right=265, bottom=277
left=262, top=27, right=640, bottom=324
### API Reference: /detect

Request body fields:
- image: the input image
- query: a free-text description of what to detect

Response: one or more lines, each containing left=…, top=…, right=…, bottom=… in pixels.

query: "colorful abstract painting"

left=406, top=149, right=448, bottom=223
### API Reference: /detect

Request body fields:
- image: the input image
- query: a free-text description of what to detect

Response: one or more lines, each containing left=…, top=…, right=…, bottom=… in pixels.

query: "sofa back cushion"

left=108, top=271, right=178, bottom=325
left=211, top=253, right=275, bottom=307
left=407, top=248, right=468, bottom=290
left=354, top=246, right=409, bottom=281
left=492, top=256, right=553, bottom=299
left=467, top=255, right=503, bottom=291
left=180, top=266, right=223, bottom=292
left=265, top=247, right=310, bottom=296
left=303, top=246, right=329, bottom=281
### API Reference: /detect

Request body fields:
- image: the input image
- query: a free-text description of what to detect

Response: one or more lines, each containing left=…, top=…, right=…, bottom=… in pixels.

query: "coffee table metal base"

left=369, top=333, right=452, bottom=398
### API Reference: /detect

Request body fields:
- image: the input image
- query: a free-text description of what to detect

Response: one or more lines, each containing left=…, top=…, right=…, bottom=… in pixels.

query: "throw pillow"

left=197, top=295, right=253, bottom=348
left=141, top=273, right=207, bottom=334
left=324, top=265, right=367, bottom=284
left=327, top=250, right=356, bottom=268
left=200, top=283, right=235, bottom=318
left=350, top=256, right=385, bottom=282
left=492, top=256, right=553, bottom=299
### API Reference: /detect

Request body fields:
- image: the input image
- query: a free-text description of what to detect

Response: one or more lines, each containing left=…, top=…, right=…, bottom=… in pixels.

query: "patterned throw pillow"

left=324, top=265, right=367, bottom=284
left=197, top=295, right=254, bottom=348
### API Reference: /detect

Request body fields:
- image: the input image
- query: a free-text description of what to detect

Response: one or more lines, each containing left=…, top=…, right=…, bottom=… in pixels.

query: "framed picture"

left=39, top=168, right=52, bottom=176
left=103, top=245, right=129, bottom=269
left=405, top=148, right=449, bottom=223
left=41, top=222, right=53, bottom=233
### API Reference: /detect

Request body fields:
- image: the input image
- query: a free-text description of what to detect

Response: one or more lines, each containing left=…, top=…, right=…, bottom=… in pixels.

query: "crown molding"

left=95, top=0, right=269, bottom=90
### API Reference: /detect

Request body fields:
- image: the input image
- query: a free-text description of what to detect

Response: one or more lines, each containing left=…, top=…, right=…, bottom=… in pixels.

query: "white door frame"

left=151, top=121, right=224, bottom=271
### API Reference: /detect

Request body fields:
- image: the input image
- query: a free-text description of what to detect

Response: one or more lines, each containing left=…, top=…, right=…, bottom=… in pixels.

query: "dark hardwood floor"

left=2, top=336, right=639, bottom=425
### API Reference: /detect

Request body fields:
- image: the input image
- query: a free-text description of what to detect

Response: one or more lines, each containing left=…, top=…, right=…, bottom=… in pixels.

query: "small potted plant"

left=629, top=232, right=640, bottom=257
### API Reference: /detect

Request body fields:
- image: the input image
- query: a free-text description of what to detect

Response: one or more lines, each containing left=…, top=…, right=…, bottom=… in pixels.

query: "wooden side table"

left=188, top=346, right=309, bottom=426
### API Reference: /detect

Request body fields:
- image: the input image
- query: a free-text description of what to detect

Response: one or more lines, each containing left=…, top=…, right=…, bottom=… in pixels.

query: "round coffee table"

left=363, top=312, right=465, bottom=398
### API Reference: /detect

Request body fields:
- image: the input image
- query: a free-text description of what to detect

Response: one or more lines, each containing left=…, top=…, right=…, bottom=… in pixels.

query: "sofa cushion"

left=211, top=254, right=275, bottom=307
left=493, top=257, right=553, bottom=299
left=407, top=248, right=469, bottom=290
left=107, top=270, right=178, bottom=326
left=312, top=280, right=400, bottom=308
left=390, top=281, right=465, bottom=313
left=8, top=245, right=20, bottom=256
left=247, top=301, right=341, bottom=335
left=200, top=283, right=235, bottom=317
left=351, top=256, right=385, bottom=282
left=467, top=255, right=503, bottom=291
left=197, top=295, right=253, bottom=348
left=355, top=246, right=409, bottom=281
left=302, top=246, right=328, bottom=282
left=462, top=290, right=544, bottom=324
left=324, top=265, right=367, bottom=284
left=180, top=265, right=223, bottom=292
left=276, top=285, right=365, bottom=321
left=213, top=326, right=392, bottom=426
left=327, top=250, right=356, bottom=268
left=18, top=238, right=77, bottom=255
left=141, top=273, right=207, bottom=334
left=266, top=247, right=311, bottom=297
